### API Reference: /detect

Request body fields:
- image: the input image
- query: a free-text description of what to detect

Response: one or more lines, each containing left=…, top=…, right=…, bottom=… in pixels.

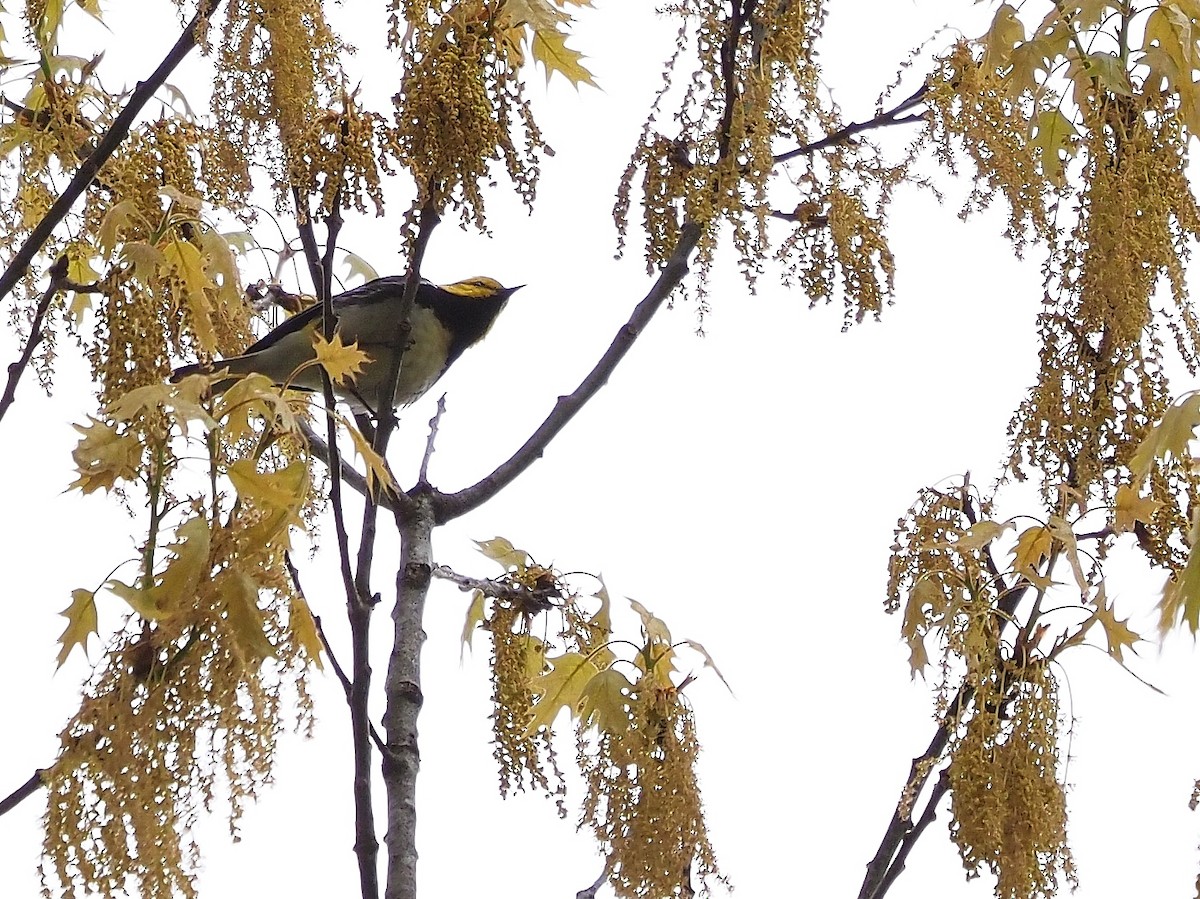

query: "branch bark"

left=0, top=255, right=66, bottom=425
left=381, top=491, right=437, bottom=899
left=433, top=221, right=702, bottom=522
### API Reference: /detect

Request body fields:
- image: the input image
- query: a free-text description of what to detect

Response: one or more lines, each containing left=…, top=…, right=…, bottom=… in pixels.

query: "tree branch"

left=434, top=221, right=702, bottom=522
left=294, top=187, right=381, bottom=899
left=0, top=255, right=66, bottom=425
left=0, top=770, right=43, bottom=818
left=0, top=0, right=224, bottom=308
left=858, top=484, right=1038, bottom=899
left=772, top=84, right=928, bottom=166
left=381, top=492, right=437, bottom=899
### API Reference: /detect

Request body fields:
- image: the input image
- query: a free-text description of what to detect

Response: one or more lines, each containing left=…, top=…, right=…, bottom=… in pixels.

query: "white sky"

left=3, top=2, right=1200, bottom=898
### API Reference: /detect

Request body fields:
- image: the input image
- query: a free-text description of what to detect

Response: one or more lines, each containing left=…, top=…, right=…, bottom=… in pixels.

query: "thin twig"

left=0, top=771, right=43, bottom=817
left=874, top=770, right=951, bottom=898
left=435, top=221, right=702, bottom=522
left=0, top=255, right=66, bottom=424
left=294, top=185, right=380, bottom=899
left=576, top=866, right=609, bottom=899
left=0, top=0, right=225, bottom=307
left=418, top=394, right=446, bottom=485
left=773, top=84, right=929, bottom=166
left=432, top=564, right=557, bottom=611
left=284, top=552, right=387, bottom=755
left=859, top=486, right=1041, bottom=899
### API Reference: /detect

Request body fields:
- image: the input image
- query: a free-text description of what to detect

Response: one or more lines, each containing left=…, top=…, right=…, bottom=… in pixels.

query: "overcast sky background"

left=3, top=2, right=1200, bottom=898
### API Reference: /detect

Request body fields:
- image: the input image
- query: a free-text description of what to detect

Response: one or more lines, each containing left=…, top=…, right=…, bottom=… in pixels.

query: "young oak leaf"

left=289, top=595, right=324, bottom=669
left=460, top=589, right=486, bottom=658
left=217, top=569, right=276, bottom=665
left=681, top=638, right=733, bottom=694
left=163, top=237, right=218, bottom=353
left=476, top=536, right=529, bottom=572
left=629, top=598, right=672, bottom=645
left=312, top=331, right=370, bottom=385
left=949, top=519, right=1015, bottom=553
left=578, top=667, right=633, bottom=734
left=1113, top=483, right=1161, bottom=534
left=531, top=27, right=596, bottom=87
left=1129, top=392, right=1200, bottom=485
left=1047, top=515, right=1089, bottom=596
left=342, top=416, right=397, bottom=496
left=1085, top=596, right=1142, bottom=663
left=1012, top=525, right=1053, bottom=583
left=108, top=516, right=211, bottom=620
left=524, top=651, right=600, bottom=735
left=68, top=416, right=142, bottom=494
left=56, top=588, right=98, bottom=668
left=228, top=459, right=308, bottom=521
left=1160, top=506, right=1200, bottom=634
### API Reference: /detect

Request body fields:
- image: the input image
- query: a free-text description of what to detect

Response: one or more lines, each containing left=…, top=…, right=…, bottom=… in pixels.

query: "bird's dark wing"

left=239, top=275, right=419, bottom=355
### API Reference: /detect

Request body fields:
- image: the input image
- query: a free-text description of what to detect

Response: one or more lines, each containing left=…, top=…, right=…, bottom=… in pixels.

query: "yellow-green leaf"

left=476, top=536, right=529, bottom=572
left=524, top=651, right=600, bottom=734
left=56, top=588, right=98, bottom=668
left=530, top=27, right=596, bottom=87
left=1129, top=392, right=1200, bottom=484
left=1029, top=109, right=1078, bottom=186
left=313, top=331, right=370, bottom=385
left=218, top=569, right=276, bottom=664
left=290, top=595, right=324, bottom=669
left=578, top=667, right=633, bottom=734
left=461, top=589, right=486, bottom=657
left=1113, top=484, right=1159, bottom=534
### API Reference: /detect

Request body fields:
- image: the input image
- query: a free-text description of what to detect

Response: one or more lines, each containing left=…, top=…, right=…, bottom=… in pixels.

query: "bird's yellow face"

left=439, top=276, right=508, bottom=298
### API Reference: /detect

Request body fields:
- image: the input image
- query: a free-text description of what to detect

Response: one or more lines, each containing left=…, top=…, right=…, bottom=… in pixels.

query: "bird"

left=172, top=275, right=521, bottom=415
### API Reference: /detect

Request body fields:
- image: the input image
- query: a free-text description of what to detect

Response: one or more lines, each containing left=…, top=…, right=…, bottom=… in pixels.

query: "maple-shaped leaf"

left=56, top=588, right=98, bottom=668
left=1085, top=595, right=1142, bottom=663
left=524, top=651, right=600, bottom=734
left=1129, top=392, right=1200, bottom=485
left=164, top=238, right=218, bottom=354
left=121, top=240, right=167, bottom=282
left=981, top=3, right=1026, bottom=72
left=109, top=515, right=211, bottom=620
left=1012, top=525, right=1053, bottom=580
left=629, top=598, right=671, bottom=645
left=289, top=595, right=324, bottom=669
left=476, top=536, right=529, bottom=572
left=590, top=576, right=612, bottom=635
left=1047, top=515, right=1089, bottom=595
left=228, top=459, right=308, bottom=521
left=213, top=372, right=299, bottom=439
left=97, top=199, right=143, bottom=255
left=1113, top=483, right=1160, bottom=534
left=1082, top=50, right=1134, bottom=96
left=680, top=638, right=732, bottom=693
left=106, top=381, right=175, bottom=422
left=579, top=667, right=633, bottom=734
left=340, top=251, right=379, bottom=283
left=312, top=331, right=370, bottom=385
left=902, top=577, right=947, bottom=677
left=461, top=589, right=486, bottom=657
left=1160, top=507, right=1200, bottom=634
left=1029, top=109, right=1078, bottom=186
left=217, top=569, right=276, bottom=665
left=195, top=227, right=242, bottom=308
left=1140, top=4, right=1200, bottom=133
left=531, top=26, right=596, bottom=87
left=951, top=519, right=1014, bottom=553
left=68, top=416, right=141, bottom=494
left=341, top=413, right=397, bottom=496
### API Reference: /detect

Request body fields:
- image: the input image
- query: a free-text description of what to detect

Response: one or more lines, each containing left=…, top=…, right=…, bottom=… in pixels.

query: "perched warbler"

left=172, top=275, right=520, bottom=414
